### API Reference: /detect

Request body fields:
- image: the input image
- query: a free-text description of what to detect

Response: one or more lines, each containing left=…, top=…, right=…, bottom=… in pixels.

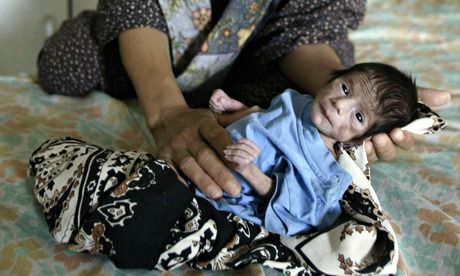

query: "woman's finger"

left=199, top=120, right=240, bottom=196
left=364, top=140, right=378, bottom=163
left=417, top=87, right=451, bottom=106
left=371, top=133, right=397, bottom=161
left=178, top=153, right=223, bottom=199
left=389, top=128, right=414, bottom=151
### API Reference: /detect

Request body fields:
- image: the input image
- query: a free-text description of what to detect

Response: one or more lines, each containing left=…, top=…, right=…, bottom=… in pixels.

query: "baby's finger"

left=225, top=145, right=258, bottom=160
left=237, top=139, right=260, bottom=155
left=226, top=139, right=260, bottom=157
left=224, top=147, right=256, bottom=160
left=224, top=153, right=252, bottom=166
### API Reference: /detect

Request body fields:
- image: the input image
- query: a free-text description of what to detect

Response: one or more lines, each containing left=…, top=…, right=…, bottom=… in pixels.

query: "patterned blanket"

left=27, top=137, right=392, bottom=275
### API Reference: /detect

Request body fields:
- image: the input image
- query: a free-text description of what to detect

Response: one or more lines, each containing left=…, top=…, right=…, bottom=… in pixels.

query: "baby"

left=195, top=62, right=418, bottom=236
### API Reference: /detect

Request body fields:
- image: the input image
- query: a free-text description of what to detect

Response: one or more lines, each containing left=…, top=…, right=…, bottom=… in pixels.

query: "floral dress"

left=37, top=0, right=365, bottom=107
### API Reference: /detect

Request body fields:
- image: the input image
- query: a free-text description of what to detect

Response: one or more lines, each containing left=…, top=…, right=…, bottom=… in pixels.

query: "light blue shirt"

left=195, top=89, right=352, bottom=236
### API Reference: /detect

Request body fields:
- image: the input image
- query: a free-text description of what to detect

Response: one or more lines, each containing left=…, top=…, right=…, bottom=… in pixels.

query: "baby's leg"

left=209, top=89, right=247, bottom=113
left=210, top=89, right=263, bottom=126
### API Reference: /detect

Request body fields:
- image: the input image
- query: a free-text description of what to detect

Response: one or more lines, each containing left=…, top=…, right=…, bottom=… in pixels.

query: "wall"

left=0, top=0, right=97, bottom=76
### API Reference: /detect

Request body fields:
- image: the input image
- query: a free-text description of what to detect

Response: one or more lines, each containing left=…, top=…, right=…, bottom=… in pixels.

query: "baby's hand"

left=224, top=139, right=260, bottom=172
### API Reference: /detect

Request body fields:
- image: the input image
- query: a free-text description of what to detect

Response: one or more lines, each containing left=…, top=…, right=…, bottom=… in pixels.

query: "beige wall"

left=0, top=0, right=97, bottom=76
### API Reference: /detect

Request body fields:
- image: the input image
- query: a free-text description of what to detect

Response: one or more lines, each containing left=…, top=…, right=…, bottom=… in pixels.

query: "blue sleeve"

left=263, top=158, right=313, bottom=235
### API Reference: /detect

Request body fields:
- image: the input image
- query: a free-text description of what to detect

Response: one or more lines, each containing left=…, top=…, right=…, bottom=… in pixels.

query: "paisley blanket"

left=26, top=137, right=396, bottom=275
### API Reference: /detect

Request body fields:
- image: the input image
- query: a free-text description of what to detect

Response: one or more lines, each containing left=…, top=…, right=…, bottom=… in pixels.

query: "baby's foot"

left=209, top=89, right=246, bottom=113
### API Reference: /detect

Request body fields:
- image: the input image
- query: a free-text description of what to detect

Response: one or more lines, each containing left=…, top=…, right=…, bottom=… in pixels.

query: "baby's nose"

left=333, top=97, right=354, bottom=114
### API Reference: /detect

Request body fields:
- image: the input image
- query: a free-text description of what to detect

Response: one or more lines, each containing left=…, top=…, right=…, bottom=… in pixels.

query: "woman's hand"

left=151, top=106, right=240, bottom=199
left=119, top=28, right=240, bottom=199
left=365, top=87, right=451, bottom=162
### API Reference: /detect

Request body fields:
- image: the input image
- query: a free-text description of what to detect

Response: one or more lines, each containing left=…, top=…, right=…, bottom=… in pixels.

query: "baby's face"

left=311, top=72, right=378, bottom=143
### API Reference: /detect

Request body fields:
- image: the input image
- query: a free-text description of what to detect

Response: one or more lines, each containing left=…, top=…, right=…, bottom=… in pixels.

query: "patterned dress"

left=37, top=0, right=365, bottom=107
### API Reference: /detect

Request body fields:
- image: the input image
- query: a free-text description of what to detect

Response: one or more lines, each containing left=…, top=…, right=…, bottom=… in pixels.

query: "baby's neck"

left=319, top=133, right=338, bottom=158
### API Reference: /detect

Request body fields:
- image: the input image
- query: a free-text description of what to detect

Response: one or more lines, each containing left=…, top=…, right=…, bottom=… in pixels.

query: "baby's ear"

left=340, top=141, right=355, bottom=148
left=342, top=137, right=367, bottom=148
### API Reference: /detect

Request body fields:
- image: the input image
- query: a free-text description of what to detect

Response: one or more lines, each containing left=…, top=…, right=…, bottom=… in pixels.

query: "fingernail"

left=212, top=189, right=222, bottom=199
left=441, top=92, right=451, bottom=102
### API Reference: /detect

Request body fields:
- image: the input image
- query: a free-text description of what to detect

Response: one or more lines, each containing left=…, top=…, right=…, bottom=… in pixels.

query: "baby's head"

left=311, top=62, right=418, bottom=146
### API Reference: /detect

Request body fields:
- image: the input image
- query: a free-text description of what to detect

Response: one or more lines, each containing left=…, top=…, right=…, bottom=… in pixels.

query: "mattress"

left=0, top=0, right=459, bottom=274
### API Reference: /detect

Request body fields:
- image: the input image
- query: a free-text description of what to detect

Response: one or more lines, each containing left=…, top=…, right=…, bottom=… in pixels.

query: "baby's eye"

left=341, top=83, right=349, bottom=95
left=355, top=112, right=364, bottom=123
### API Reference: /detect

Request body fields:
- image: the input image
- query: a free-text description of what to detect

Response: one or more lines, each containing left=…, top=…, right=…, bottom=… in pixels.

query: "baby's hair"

left=330, top=62, right=418, bottom=144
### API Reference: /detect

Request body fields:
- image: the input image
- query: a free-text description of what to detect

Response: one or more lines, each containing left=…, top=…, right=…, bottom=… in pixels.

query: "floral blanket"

left=0, top=0, right=459, bottom=275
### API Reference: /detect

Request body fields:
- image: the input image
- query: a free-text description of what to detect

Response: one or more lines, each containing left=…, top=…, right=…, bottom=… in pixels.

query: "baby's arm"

left=224, top=139, right=274, bottom=197
left=210, top=89, right=263, bottom=127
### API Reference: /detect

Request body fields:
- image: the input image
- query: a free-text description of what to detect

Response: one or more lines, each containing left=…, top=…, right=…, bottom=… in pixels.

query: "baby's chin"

left=316, top=126, right=349, bottom=144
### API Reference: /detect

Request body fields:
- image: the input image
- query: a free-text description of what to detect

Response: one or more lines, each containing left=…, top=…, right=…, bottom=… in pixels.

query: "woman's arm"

left=119, top=28, right=240, bottom=199
left=279, top=44, right=345, bottom=97
left=119, top=28, right=186, bottom=126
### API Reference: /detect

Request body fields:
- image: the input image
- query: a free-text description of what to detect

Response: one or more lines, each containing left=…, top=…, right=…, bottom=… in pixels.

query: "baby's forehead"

left=345, top=72, right=379, bottom=113
left=348, top=72, right=377, bottom=97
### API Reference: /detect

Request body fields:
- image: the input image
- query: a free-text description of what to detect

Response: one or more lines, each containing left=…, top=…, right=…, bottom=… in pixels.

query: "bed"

left=1, top=0, right=459, bottom=275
